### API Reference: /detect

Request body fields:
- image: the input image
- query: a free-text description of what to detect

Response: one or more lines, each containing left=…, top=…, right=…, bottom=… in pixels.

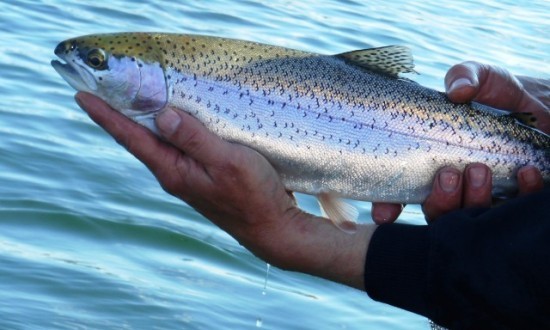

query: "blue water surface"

left=0, top=0, right=548, bottom=329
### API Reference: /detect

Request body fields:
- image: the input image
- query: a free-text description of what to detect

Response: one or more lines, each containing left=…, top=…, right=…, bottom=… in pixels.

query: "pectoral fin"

left=511, top=112, right=539, bottom=129
left=318, top=193, right=358, bottom=234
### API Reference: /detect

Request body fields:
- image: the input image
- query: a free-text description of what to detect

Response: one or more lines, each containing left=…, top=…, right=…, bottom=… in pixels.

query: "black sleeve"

left=364, top=188, right=550, bottom=329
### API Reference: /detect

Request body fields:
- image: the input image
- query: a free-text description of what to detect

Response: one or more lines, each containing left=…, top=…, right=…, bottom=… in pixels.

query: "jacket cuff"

left=364, top=223, right=430, bottom=317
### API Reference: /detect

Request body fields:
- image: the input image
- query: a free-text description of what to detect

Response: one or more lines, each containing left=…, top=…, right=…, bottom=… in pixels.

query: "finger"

left=422, top=167, right=463, bottom=223
left=75, top=92, right=177, bottom=175
left=517, top=166, right=544, bottom=196
left=76, top=92, right=218, bottom=200
left=156, top=108, right=234, bottom=166
left=444, top=62, right=480, bottom=103
left=371, top=203, right=403, bottom=224
left=462, top=163, right=492, bottom=209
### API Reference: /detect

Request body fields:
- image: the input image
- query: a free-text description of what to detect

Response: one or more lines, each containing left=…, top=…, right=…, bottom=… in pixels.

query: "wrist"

left=247, top=210, right=377, bottom=290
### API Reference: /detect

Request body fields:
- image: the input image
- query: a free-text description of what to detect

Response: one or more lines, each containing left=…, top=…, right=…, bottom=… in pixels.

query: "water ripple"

left=0, top=0, right=548, bottom=329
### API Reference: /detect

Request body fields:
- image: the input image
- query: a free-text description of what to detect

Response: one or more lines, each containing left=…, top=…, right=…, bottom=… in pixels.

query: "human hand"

left=372, top=61, right=548, bottom=224
left=75, top=92, right=376, bottom=290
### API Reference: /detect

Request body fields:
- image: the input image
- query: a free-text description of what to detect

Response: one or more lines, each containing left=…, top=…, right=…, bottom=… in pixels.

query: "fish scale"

left=52, top=33, right=549, bottom=225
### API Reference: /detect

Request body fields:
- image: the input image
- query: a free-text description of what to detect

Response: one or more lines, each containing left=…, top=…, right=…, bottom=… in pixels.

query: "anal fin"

left=318, top=193, right=358, bottom=234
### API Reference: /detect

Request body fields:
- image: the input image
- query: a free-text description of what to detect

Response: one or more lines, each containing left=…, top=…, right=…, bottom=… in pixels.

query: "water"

left=0, top=0, right=548, bottom=329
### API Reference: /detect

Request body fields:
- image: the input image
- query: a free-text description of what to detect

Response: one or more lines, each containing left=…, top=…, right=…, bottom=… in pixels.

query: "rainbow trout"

left=51, top=33, right=549, bottom=228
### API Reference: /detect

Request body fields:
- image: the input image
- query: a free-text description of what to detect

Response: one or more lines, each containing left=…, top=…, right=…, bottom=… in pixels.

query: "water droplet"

left=255, top=263, right=271, bottom=327
left=262, top=263, right=271, bottom=295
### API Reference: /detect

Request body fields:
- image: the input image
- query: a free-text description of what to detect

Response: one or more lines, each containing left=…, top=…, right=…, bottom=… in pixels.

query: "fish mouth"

left=51, top=56, right=97, bottom=93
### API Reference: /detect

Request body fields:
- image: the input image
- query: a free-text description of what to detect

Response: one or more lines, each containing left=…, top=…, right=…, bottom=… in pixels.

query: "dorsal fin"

left=336, top=45, right=416, bottom=77
left=511, top=112, right=538, bottom=129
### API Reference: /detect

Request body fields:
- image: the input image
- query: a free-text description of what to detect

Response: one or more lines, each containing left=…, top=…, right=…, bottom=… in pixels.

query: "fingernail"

left=157, top=108, right=181, bottom=136
left=519, top=166, right=538, bottom=186
left=468, top=165, right=488, bottom=188
left=448, top=77, right=473, bottom=94
left=372, top=207, right=392, bottom=223
left=439, top=170, right=459, bottom=193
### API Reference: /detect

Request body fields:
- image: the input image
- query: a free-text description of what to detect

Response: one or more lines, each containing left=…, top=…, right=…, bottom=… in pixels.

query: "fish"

left=51, top=32, right=549, bottom=230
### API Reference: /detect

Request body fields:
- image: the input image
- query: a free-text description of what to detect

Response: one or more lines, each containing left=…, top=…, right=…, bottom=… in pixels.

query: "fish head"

left=51, top=33, right=168, bottom=130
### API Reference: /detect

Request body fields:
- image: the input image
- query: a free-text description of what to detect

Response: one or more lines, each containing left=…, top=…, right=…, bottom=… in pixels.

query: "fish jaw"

left=51, top=49, right=96, bottom=94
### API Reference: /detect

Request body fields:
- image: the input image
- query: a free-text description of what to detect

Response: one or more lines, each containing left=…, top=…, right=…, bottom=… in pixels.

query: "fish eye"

left=86, top=48, right=107, bottom=70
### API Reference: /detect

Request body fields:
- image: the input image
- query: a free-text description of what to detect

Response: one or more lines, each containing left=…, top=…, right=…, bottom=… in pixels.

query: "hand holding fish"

left=75, top=61, right=546, bottom=290
left=53, top=33, right=549, bottom=232
left=57, top=32, right=548, bottom=325
left=76, top=91, right=374, bottom=289
left=372, top=61, right=548, bottom=223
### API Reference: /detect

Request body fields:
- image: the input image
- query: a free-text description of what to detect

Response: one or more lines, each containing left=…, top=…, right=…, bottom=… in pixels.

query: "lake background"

left=0, top=0, right=548, bottom=329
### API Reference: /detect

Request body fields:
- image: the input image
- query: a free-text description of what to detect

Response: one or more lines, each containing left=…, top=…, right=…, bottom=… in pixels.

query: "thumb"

left=444, top=61, right=527, bottom=111
left=156, top=108, right=231, bottom=165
